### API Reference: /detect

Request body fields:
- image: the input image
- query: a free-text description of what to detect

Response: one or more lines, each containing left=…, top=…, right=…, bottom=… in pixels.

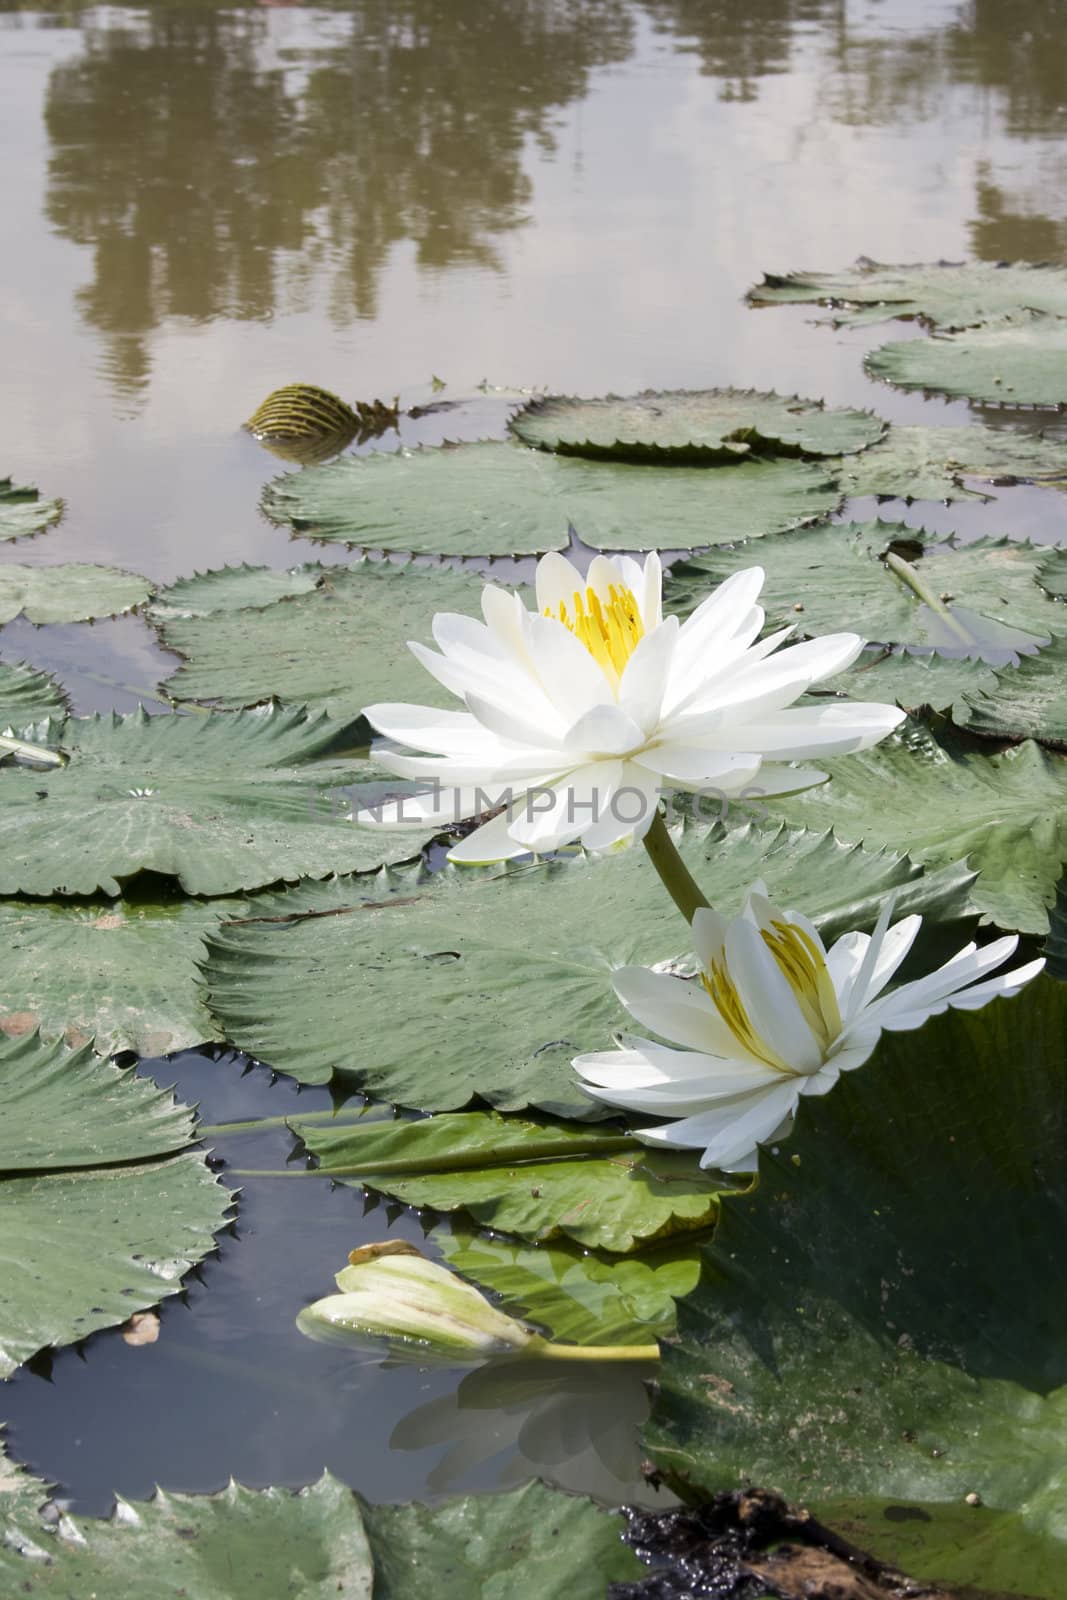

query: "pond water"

left=1, top=0, right=1066, bottom=1519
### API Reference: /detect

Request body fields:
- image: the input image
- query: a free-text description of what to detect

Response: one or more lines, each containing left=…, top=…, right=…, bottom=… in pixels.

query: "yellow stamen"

left=547, top=583, right=644, bottom=683
left=700, top=919, right=841, bottom=1071
left=760, top=920, right=842, bottom=1052
left=701, top=959, right=796, bottom=1075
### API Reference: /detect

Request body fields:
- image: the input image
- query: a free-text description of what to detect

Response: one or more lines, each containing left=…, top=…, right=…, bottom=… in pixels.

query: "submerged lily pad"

left=0, top=564, right=153, bottom=625
left=866, top=318, right=1067, bottom=407
left=437, top=1230, right=700, bottom=1346
left=747, top=257, right=1067, bottom=329
left=292, top=1111, right=730, bottom=1254
left=0, top=705, right=425, bottom=898
left=835, top=421, right=1067, bottom=502
left=0, top=1030, right=230, bottom=1377
left=148, top=562, right=323, bottom=621
left=261, top=441, right=840, bottom=555
left=201, top=821, right=972, bottom=1110
left=0, top=660, right=68, bottom=730
left=0, top=1459, right=639, bottom=1598
left=0, top=476, right=63, bottom=543
left=509, top=389, right=885, bottom=463
left=758, top=716, right=1067, bottom=932
left=665, top=525, right=1067, bottom=652
left=645, top=977, right=1067, bottom=1596
left=155, top=561, right=482, bottom=725
left=0, top=892, right=248, bottom=1056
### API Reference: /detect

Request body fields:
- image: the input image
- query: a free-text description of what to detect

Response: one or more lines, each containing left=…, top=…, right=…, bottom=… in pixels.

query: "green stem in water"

left=883, top=551, right=979, bottom=649
left=531, top=1338, right=660, bottom=1363
left=641, top=807, right=710, bottom=924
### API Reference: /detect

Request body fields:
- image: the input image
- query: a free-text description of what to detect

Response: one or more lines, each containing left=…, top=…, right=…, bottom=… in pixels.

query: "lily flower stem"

left=883, top=552, right=979, bottom=648
left=642, top=807, right=711, bottom=924
left=533, top=1340, right=661, bottom=1363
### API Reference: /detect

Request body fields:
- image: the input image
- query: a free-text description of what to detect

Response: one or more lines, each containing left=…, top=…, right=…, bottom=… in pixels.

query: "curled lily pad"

left=260, top=440, right=840, bottom=555
left=0, top=564, right=153, bottom=625
left=0, top=476, right=64, bottom=542
left=245, top=383, right=400, bottom=466
left=865, top=318, right=1067, bottom=407
left=509, top=388, right=885, bottom=463
left=0, top=1029, right=231, bottom=1377
left=748, top=257, right=1067, bottom=329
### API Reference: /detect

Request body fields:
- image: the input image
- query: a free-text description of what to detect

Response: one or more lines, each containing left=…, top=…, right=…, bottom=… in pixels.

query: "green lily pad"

left=201, top=820, right=973, bottom=1108
left=865, top=318, right=1067, bottom=407
left=147, top=562, right=324, bottom=621
left=0, top=891, right=248, bottom=1056
left=292, top=1110, right=728, bottom=1254
left=0, top=476, right=63, bottom=543
left=664, top=525, right=1067, bottom=651
left=961, top=636, right=1067, bottom=749
left=0, top=660, right=68, bottom=730
left=1039, top=547, right=1067, bottom=599
left=437, top=1230, right=700, bottom=1345
left=814, top=648, right=996, bottom=718
left=758, top=716, right=1067, bottom=932
left=644, top=977, right=1067, bottom=1597
left=509, top=388, right=885, bottom=463
left=747, top=257, right=1067, bottom=329
left=0, top=1029, right=230, bottom=1377
left=0, top=705, right=425, bottom=898
left=835, top=421, right=1067, bottom=503
left=364, top=1479, right=642, bottom=1596
left=0, top=564, right=153, bottom=625
left=155, top=561, right=483, bottom=724
left=261, top=441, right=841, bottom=555
left=0, top=1460, right=641, bottom=1598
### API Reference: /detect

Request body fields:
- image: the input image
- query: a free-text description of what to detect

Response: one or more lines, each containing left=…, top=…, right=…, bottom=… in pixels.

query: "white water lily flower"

left=573, top=886, right=1045, bottom=1173
left=357, top=551, right=906, bottom=862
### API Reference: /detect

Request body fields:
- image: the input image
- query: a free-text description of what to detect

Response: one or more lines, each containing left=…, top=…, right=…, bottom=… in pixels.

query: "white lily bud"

left=296, top=1241, right=536, bottom=1363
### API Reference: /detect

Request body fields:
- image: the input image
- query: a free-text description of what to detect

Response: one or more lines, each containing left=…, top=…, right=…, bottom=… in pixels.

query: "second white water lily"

left=357, top=551, right=905, bottom=862
left=573, top=886, right=1044, bottom=1172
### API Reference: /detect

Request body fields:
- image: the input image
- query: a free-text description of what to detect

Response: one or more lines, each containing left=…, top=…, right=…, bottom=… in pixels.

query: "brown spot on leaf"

left=0, top=1012, right=40, bottom=1038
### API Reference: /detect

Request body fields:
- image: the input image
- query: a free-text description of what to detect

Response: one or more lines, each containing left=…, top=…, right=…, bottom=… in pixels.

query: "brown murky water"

left=1, top=0, right=1065, bottom=1514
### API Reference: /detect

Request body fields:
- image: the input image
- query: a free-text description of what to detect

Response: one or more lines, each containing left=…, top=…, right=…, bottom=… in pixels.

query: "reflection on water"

left=11, top=0, right=1064, bottom=414
left=391, top=1355, right=664, bottom=1506
left=42, top=1, right=634, bottom=401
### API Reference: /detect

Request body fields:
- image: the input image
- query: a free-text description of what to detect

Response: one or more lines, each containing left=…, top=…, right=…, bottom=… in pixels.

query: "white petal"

left=355, top=784, right=499, bottom=830
left=535, top=552, right=585, bottom=617
left=445, top=806, right=535, bottom=864
left=464, top=690, right=567, bottom=750
left=880, top=957, right=1045, bottom=1027
left=869, top=935, right=1020, bottom=1026
left=522, top=613, right=614, bottom=719
left=743, top=763, right=828, bottom=798
left=635, top=1077, right=800, bottom=1170
left=561, top=703, right=646, bottom=756
left=505, top=761, right=621, bottom=851
left=617, top=618, right=678, bottom=733
left=363, top=702, right=487, bottom=750
left=824, top=930, right=870, bottom=1012
left=573, top=1038, right=777, bottom=1094
left=713, top=702, right=907, bottom=760
left=612, top=967, right=761, bottom=1058
left=725, top=919, right=823, bottom=1073
left=641, top=551, right=663, bottom=630
left=632, top=745, right=762, bottom=787
left=853, top=914, right=923, bottom=1011
left=691, top=906, right=729, bottom=974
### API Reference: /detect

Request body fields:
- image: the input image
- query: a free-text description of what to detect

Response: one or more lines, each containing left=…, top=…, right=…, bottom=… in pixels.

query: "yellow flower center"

left=701, top=920, right=843, bottom=1072
left=546, top=584, right=645, bottom=683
